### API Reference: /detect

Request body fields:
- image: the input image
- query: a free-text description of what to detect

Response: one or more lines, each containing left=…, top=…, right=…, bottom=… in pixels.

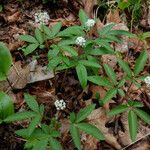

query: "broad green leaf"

left=88, top=76, right=113, bottom=88
left=103, top=64, right=117, bottom=84
left=48, top=45, right=60, bottom=60
left=18, top=35, right=38, bottom=43
left=108, top=105, right=128, bottom=117
left=101, top=88, right=117, bottom=105
left=35, top=28, right=44, bottom=44
left=70, top=124, right=81, bottom=150
left=0, top=42, right=12, bottom=80
left=134, top=50, right=148, bottom=76
left=128, top=110, right=138, bottom=141
left=4, top=111, right=36, bottom=122
left=76, top=104, right=95, bottom=123
left=50, top=130, right=61, bottom=138
left=128, top=100, right=143, bottom=107
left=27, top=115, right=41, bottom=136
left=118, top=1, right=130, bottom=10
left=49, top=137, right=63, bottom=150
left=0, top=92, right=14, bottom=120
left=79, top=9, right=88, bottom=26
left=79, top=60, right=100, bottom=68
left=76, top=63, right=87, bottom=89
left=32, top=138, right=49, bottom=150
left=117, top=58, right=132, bottom=77
left=61, top=45, right=78, bottom=56
left=24, top=93, right=39, bottom=112
left=76, top=123, right=104, bottom=140
left=51, top=22, right=62, bottom=37
left=134, top=108, right=150, bottom=125
left=23, top=43, right=39, bottom=55
left=118, top=89, right=125, bottom=97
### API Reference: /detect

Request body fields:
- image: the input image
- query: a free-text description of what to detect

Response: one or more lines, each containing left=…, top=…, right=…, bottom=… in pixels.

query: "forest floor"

left=0, top=0, right=150, bottom=150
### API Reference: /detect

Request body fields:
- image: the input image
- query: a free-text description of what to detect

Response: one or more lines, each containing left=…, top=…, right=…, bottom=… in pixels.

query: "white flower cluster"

left=34, top=11, right=50, bottom=25
left=85, top=19, right=95, bottom=28
left=54, top=99, right=66, bottom=110
left=75, top=36, right=86, bottom=46
left=144, top=76, right=150, bottom=87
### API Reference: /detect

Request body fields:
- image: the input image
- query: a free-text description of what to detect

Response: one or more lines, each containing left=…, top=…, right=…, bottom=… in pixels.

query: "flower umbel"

left=34, top=11, right=50, bottom=25
left=54, top=99, right=66, bottom=110
left=85, top=19, right=95, bottom=28
left=75, top=37, right=86, bottom=46
left=144, top=76, right=150, bottom=87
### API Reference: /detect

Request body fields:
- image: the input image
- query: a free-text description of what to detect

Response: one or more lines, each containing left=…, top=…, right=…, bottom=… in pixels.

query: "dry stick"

left=122, top=132, right=150, bottom=150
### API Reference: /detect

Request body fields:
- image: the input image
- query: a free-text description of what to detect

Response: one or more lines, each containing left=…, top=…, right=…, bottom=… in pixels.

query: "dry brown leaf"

left=107, top=9, right=121, bottom=24
left=7, top=11, right=21, bottom=23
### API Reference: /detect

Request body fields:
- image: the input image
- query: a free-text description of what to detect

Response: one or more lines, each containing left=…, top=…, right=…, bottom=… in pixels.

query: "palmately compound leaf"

left=103, top=64, right=117, bottom=84
left=24, top=93, right=39, bottom=113
left=69, top=112, right=76, bottom=123
left=108, top=105, right=128, bottom=117
left=79, top=9, right=88, bottom=26
left=117, top=58, right=132, bottom=78
left=49, top=137, right=63, bottom=150
left=76, top=123, right=105, bottom=141
left=133, top=50, right=148, bottom=76
left=76, top=104, right=95, bottom=123
left=134, top=108, right=150, bottom=125
left=76, top=63, right=87, bottom=89
left=0, top=42, right=12, bottom=80
left=101, top=88, right=117, bottom=105
left=4, top=111, right=36, bottom=123
left=70, top=124, right=81, bottom=150
left=128, top=110, right=138, bottom=141
left=0, top=92, right=14, bottom=120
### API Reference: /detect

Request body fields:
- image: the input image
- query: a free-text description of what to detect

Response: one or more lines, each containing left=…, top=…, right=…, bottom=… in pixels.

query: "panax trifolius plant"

left=18, top=9, right=134, bottom=89
left=4, top=94, right=104, bottom=150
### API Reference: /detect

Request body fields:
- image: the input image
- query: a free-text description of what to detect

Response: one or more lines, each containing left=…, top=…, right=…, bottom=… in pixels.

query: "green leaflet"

left=101, top=88, right=117, bottom=105
left=0, top=92, right=14, bottom=120
left=134, top=50, right=148, bottom=76
left=128, top=110, right=138, bottom=141
left=134, top=108, right=150, bottom=125
left=76, top=63, right=87, bottom=89
left=108, top=105, right=128, bottom=117
left=0, top=42, right=12, bottom=80
left=76, top=104, right=95, bottom=123
left=69, top=124, right=81, bottom=150
left=103, top=64, right=117, bottom=84
left=24, top=93, right=39, bottom=113
left=88, top=76, right=113, bottom=88
left=76, top=123, right=104, bottom=141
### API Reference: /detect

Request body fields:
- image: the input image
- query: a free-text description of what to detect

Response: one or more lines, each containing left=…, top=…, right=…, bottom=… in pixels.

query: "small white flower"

left=144, top=76, right=150, bottom=87
left=34, top=11, right=50, bottom=25
left=54, top=99, right=66, bottom=110
left=85, top=19, right=95, bottom=28
left=75, top=36, right=86, bottom=46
